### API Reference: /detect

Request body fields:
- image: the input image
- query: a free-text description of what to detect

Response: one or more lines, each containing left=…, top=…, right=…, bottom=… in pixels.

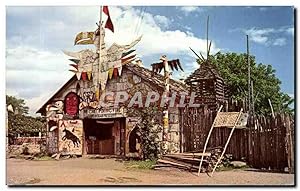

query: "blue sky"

left=6, top=6, right=294, bottom=115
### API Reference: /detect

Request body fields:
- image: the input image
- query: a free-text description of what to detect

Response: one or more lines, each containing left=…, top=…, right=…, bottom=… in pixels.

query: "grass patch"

left=125, top=159, right=157, bottom=170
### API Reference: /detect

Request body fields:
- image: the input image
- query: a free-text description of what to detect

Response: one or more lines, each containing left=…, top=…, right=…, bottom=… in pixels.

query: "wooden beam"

left=197, top=105, right=223, bottom=176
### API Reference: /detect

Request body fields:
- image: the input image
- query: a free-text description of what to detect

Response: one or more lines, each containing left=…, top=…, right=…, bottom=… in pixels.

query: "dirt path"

left=6, top=158, right=294, bottom=185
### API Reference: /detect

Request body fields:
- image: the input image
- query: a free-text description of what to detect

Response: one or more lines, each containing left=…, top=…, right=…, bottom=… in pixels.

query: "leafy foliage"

left=128, top=107, right=162, bottom=160
left=6, top=95, right=29, bottom=115
left=6, top=95, right=47, bottom=144
left=201, top=52, right=294, bottom=115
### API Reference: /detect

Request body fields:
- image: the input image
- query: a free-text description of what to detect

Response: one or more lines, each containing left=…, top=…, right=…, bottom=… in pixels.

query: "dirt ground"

left=6, top=158, right=294, bottom=186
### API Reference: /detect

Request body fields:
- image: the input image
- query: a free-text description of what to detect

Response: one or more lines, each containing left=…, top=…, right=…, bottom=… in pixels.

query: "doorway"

left=83, top=119, right=115, bottom=155
left=83, top=118, right=125, bottom=155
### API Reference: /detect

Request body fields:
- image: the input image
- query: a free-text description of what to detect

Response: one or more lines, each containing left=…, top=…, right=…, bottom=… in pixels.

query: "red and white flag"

left=103, top=6, right=114, bottom=33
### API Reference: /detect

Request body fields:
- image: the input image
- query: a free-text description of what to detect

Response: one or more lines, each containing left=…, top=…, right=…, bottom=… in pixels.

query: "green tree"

left=6, top=95, right=46, bottom=144
left=128, top=107, right=162, bottom=160
left=202, top=52, right=293, bottom=115
left=6, top=95, right=29, bottom=115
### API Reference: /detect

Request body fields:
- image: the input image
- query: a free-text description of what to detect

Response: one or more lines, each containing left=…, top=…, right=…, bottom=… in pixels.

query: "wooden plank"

left=166, top=152, right=211, bottom=157
left=158, top=159, right=198, bottom=170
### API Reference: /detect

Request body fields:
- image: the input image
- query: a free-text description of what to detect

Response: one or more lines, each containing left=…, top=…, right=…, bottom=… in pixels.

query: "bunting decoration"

left=113, top=68, right=118, bottom=78
left=76, top=72, right=81, bottom=80
left=108, top=68, right=114, bottom=79
left=87, top=71, right=92, bottom=80
left=81, top=72, right=87, bottom=81
left=99, top=71, right=109, bottom=91
left=103, top=6, right=114, bottom=33
left=151, top=59, right=184, bottom=74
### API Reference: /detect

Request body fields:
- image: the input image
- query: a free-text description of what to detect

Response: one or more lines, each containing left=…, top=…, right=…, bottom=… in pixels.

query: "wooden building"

left=184, top=62, right=228, bottom=109
left=37, top=63, right=188, bottom=156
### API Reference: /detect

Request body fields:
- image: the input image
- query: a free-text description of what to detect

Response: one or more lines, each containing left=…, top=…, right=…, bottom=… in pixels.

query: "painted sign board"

left=214, top=112, right=248, bottom=128
left=81, top=107, right=126, bottom=119
left=58, top=119, right=83, bottom=155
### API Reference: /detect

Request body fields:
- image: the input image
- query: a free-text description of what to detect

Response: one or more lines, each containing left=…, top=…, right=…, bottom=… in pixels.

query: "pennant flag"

left=121, top=54, right=136, bottom=63
left=113, top=68, right=118, bottom=78
left=117, top=66, right=122, bottom=76
left=70, top=64, right=78, bottom=70
left=108, top=68, right=114, bottom=79
left=81, top=72, right=87, bottom=81
left=103, top=6, right=114, bottom=32
left=87, top=71, right=92, bottom=80
left=74, top=32, right=94, bottom=45
left=121, top=49, right=135, bottom=58
left=99, top=71, right=109, bottom=91
left=69, top=59, right=80, bottom=64
left=76, top=72, right=81, bottom=80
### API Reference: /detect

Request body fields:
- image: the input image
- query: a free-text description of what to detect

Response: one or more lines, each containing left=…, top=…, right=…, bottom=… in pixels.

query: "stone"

left=230, top=161, right=247, bottom=168
left=51, top=153, right=58, bottom=158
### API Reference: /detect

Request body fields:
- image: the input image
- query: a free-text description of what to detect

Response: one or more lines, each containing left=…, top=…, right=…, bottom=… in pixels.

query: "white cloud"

left=273, top=38, right=286, bottom=46
left=6, top=6, right=221, bottom=116
left=6, top=46, right=73, bottom=115
left=283, top=27, right=294, bottom=36
left=179, top=6, right=200, bottom=14
left=244, top=27, right=275, bottom=44
left=239, top=26, right=294, bottom=46
left=104, top=6, right=219, bottom=56
left=154, top=15, right=170, bottom=28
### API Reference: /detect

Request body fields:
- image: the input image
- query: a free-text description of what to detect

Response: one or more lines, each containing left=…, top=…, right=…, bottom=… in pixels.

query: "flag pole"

left=98, top=6, right=103, bottom=92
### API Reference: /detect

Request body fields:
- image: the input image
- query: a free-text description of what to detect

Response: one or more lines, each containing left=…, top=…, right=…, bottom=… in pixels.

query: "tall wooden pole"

left=251, top=80, right=254, bottom=115
left=98, top=6, right=103, bottom=90
left=247, top=35, right=251, bottom=115
left=206, top=16, right=209, bottom=60
left=162, top=55, right=170, bottom=155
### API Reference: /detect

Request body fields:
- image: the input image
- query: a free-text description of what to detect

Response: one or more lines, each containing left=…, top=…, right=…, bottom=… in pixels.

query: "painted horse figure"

left=62, top=128, right=81, bottom=147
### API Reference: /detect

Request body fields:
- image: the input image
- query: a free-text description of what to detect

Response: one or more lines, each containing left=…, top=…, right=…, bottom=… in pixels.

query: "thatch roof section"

left=185, top=63, right=222, bottom=83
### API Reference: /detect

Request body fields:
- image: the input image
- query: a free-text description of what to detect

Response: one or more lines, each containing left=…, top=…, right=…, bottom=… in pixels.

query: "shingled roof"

left=126, top=63, right=188, bottom=93
left=185, top=62, right=222, bottom=83
left=36, top=63, right=188, bottom=114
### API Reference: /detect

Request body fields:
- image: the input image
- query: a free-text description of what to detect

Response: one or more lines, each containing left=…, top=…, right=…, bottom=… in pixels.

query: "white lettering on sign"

left=82, top=107, right=126, bottom=119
